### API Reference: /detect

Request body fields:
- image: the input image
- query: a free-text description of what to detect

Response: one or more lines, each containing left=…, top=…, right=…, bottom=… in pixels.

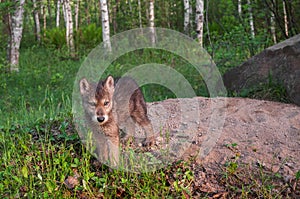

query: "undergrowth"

left=1, top=114, right=299, bottom=198
left=0, top=43, right=298, bottom=198
left=0, top=113, right=195, bottom=198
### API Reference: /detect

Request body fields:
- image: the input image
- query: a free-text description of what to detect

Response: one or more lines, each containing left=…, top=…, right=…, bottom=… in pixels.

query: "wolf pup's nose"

left=97, top=116, right=105, bottom=123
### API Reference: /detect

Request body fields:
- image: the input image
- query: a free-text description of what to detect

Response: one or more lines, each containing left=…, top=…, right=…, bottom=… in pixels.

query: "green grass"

left=1, top=116, right=298, bottom=198
left=0, top=46, right=299, bottom=198
left=0, top=47, right=209, bottom=126
left=0, top=47, right=80, bottom=126
left=0, top=46, right=204, bottom=198
left=0, top=113, right=194, bottom=198
left=229, top=74, right=291, bottom=104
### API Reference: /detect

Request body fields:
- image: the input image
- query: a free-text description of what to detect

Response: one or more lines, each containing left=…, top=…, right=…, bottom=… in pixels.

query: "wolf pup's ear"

left=104, top=75, right=115, bottom=93
left=79, top=78, right=90, bottom=95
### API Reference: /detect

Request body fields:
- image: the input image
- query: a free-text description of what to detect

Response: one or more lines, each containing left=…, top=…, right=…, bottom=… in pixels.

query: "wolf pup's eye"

left=104, top=101, right=109, bottom=106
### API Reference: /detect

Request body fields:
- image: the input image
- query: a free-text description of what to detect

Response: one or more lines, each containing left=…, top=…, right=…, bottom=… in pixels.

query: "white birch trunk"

left=100, top=0, right=112, bottom=51
left=9, top=0, right=25, bottom=72
left=128, top=0, right=132, bottom=13
left=138, top=0, right=142, bottom=29
left=75, top=0, right=80, bottom=31
left=196, top=0, right=204, bottom=47
left=149, top=0, right=156, bottom=44
left=189, top=1, right=193, bottom=31
left=183, top=0, right=190, bottom=34
left=149, top=0, right=155, bottom=28
left=32, top=0, right=41, bottom=42
left=41, top=3, right=46, bottom=34
left=63, top=0, right=75, bottom=57
left=238, top=0, right=242, bottom=17
left=62, top=0, right=67, bottom=26
left=283, top=0, right=288, bottom=37
left=56, top=0, right=61, bottom=27
left=247, top=0, right=255, bottom=39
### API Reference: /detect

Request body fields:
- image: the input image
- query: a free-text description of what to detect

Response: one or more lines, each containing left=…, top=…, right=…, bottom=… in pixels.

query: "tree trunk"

left=1, top=2, right=11, bottom=62
left=84, top=1, right=90, bottom=25
left=138, top=0, right=142, bottom=29
left=238, top=0, right=242, bottom=17
left=56, top=0, right=61, bottom=27
left=247, top=0, right=255, bottom=39
left=75, top=0, right=80, bottom=31
left=63, top=0, right=76, bottom=57
left=41, top=2, right=46, bottom=35
left=112, top=0, right=119, bottom=34
left=62, top=0, right=67, bottom=24
left=47, top=0, right=52, bottom=26
left=9, top=0, right=25, bottom=72
left=32, top=0, right=41, bottom=42
left=100, top=0, right=112, bottom=51
left=149, top=0, right=156, bottom=44
left=189, top=1, right=193, bottom=31
left=282, top=0, right=288, bottom=37
left=183, top=0, right=190, bottom=34
left=196, top=0, right=204, bottom=47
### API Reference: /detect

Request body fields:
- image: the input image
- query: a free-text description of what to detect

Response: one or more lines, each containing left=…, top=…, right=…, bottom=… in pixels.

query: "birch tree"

left=56, top=0, right=61, bottom=27
left=62, top=0, right=75, bottom=57
left=41, top=2, right=46, bottom=34
left=183, top=0, right=190, bottom=34
left=247, top=0, right=255, bottom=39
left=149, top=0, right=156, bottom=44
left=8, top=0, right=25, bottom=72
left=138, top=0, right=142, bottom=29
left=75, top=0, right=80, bottom=31
left=100, top=0, right=111, bottom=51
left=238, top=0, right=242, bottom=17
left=282, top=0, right=288, bottom=37
left=189, top=1, right=193, bottom=31
left=32, top=0, right=41, bottom=42
left=195, top=0, right=204, bottom=47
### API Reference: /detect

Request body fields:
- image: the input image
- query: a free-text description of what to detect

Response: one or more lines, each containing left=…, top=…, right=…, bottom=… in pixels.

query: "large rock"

left=223, top=34, right=300, bottom=106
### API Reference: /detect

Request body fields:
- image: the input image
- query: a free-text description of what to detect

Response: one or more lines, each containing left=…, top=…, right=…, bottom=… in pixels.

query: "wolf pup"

left=79, top=75, right=155, bottom=166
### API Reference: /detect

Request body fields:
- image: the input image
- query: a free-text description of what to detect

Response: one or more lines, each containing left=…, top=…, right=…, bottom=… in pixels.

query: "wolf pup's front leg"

left=79, top=77, right=120, bottom=166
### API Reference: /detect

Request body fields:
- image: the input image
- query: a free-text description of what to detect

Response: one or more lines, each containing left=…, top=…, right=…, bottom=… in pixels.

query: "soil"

left=146, top=97, right=300, bottom=178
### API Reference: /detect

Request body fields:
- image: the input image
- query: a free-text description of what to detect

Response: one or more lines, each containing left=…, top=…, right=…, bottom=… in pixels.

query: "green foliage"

left=0, top=114, right=196, bottom=198
left=0, top=47, right=80, bottom=125
left=0, top=1, right=15, bottom=14
left=230, top=74, right=290, bottom=103
left=221, top=155, right=297, bottom=198
left=1, top=0, right=299, bottom=196
left=0, top=116, right=82, bottom=198
left=109, top=48, right=209, bottom=102
left=75, top=23, right=102, bottom=52
left=207, top=24, right=272, bottom=73
left=296, top=170, right=300, bottom=180
left=43, top=28, right=66, bottom=49
left=42, top=24, right=102, bottom=54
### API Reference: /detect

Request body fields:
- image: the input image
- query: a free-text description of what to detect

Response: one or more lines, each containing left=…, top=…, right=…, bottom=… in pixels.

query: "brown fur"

left=79, top=75, right=154, bottom=166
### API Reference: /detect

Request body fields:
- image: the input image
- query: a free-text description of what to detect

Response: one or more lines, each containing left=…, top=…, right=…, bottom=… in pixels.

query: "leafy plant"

left=43, top=28, right=66, bottom=49
left=75, top=23, right=102, bottom=52
left=296, top=170, right=300, bottom=180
